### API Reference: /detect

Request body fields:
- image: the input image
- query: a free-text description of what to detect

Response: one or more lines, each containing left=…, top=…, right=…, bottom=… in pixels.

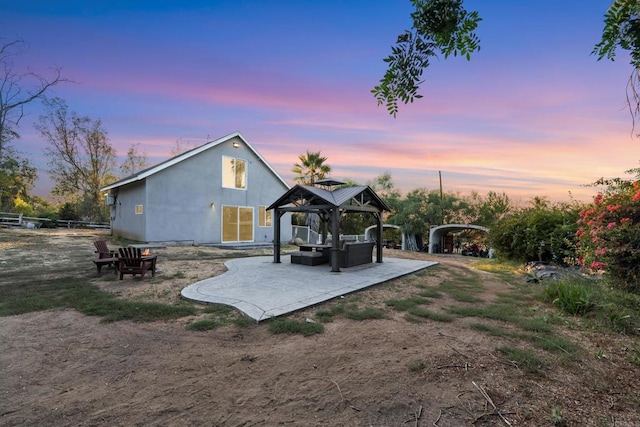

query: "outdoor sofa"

left=290, top=240, right=375, bottom=268
left=339, top=241, right=375, bottom=268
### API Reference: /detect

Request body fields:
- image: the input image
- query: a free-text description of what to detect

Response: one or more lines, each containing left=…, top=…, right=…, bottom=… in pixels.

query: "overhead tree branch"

left=0, top=37, right=71, bottom=155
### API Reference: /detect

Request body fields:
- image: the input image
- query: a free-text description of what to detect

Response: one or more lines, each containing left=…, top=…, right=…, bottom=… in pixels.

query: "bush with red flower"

left=576, top=171, right=640, bottom=292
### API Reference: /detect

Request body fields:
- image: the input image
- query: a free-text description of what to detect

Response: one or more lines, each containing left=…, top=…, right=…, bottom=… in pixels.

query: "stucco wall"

left=110, top=181, right=146, bottom=241
left=115, top=135, right=291, bottom=244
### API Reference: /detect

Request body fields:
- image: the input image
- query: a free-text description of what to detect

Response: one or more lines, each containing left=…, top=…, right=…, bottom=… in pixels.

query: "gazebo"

left=268, top=179, right=391, bottom=272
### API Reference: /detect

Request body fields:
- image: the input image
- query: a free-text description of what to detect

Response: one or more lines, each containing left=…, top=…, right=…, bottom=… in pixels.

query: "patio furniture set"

left=290, top=240, right=375, bottom=268
left=93, top=240, right=157, bottom=279
left=94, top=236, right=375, bottom=280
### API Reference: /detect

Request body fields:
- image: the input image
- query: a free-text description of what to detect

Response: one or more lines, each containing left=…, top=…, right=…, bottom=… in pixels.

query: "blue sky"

left=3, top=0, right=638, bottom=204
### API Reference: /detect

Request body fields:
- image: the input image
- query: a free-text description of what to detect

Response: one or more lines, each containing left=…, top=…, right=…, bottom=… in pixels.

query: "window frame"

left=222, top=155, right=247, bottom=190
left=258, top=206, right=272, bottom=227
left=222, top=205, right=254, bottom=243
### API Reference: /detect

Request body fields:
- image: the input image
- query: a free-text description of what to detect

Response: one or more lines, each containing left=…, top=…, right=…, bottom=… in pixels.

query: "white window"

left=259, top=206, right=272, bottom=227
left=222, top=156, right=246, bottom=189
left=135, top=205, right=143, bottom=214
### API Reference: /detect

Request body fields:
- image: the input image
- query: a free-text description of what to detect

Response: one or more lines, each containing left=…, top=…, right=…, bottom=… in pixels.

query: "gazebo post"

left=330, top=207, right=341, bottom=272
left=321, top=211, right=329, bottom=244
left=273, top=208, right=282, bottom=263
left=376, top=212, right=383, bottom=263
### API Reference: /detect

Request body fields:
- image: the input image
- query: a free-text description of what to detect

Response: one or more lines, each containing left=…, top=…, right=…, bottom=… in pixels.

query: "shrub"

left=58, top=202, right=79, bottom=220
left=489, top=202, right=580, bottom=264
left=576, top=172, right=640, bottom=291
left=12, top=196, right=35, bottom=216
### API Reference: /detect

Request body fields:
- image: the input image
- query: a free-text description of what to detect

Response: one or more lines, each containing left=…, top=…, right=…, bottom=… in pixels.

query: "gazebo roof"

left=314, top=178, right=346, bottom=188
left=267, top=184, right=391, bottom=213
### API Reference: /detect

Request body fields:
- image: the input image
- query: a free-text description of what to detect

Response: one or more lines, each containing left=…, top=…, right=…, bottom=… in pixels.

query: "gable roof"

left=267, top=184, right=391, bottom=213
left=101, top=132, right=289, bottom=192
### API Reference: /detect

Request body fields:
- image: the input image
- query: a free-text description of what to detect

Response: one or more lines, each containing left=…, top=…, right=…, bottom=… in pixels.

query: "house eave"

left=100, top=131, right=290, bottom=193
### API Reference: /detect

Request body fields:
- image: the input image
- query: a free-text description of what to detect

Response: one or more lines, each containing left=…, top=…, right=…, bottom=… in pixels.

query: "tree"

left=120, top=143, right=148, bottom=176
left=481, top=191, right=512, bottom=224
left=425, top=190, right=468, bottom=225
left=373, top=0, right=481, bottom=116
left=0, top=146, right=36, bottom=210
left=36, top=98, right=117, bottom=221
left=292, top=151, right=332, bottom=236
left=368, top=172, right=402, bottom=222
left=387, top=188, right=470, bottom=250
left=368, top=172, right=401, bottom=203
left=593, top=1, right=640, bottom=131
left=462, top=191, right=512, bottom=226
left=58, top=201, right=79, bottom=221
left=387, top=188, right=430, bottom=250
left=376, top=0, right=640, bottom=122
left=0, top=37, right=67, bottom=210
left=0, top=37, right=67, bottom=156
left=292, top=151, right=331, bottom=185
left=170, top=138, right=196, bottom=157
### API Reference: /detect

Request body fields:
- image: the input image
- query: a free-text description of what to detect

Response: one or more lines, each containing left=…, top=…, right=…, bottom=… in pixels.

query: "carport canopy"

left=267, top=180, right=390, bottom=272
left=428, top=224, right=489, bottom=253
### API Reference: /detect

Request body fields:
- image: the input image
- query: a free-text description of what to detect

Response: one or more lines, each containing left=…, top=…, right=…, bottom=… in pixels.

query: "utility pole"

left=439, top=171, right=444, bottom=226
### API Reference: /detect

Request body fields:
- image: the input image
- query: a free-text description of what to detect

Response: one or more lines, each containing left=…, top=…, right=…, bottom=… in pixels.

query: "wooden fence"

left=0, top=212, right=109, bottom=230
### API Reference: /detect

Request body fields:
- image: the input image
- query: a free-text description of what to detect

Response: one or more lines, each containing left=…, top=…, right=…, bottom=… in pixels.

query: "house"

left=101, top=132, right=292, bottom=245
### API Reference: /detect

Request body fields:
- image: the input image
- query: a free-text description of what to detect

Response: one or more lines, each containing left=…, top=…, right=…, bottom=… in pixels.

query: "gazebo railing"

left=292, top=225, right=322, bottom=244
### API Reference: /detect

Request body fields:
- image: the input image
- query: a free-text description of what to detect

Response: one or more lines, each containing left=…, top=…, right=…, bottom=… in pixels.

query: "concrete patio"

left=181, top=255, right=438, bottom=321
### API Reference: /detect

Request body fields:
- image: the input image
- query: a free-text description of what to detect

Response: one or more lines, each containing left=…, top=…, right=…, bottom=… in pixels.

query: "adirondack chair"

left=93, top=240, right=118, bottom=275
left=117, top=247, right=156, bottom=280
left=94, top=240, right=117, bottom=258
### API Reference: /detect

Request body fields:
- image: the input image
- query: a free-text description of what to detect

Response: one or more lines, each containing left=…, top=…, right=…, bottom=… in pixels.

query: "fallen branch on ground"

left=472, top=381, right=512, bottom=426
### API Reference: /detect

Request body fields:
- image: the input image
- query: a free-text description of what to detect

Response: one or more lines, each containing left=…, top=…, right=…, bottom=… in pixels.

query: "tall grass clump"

left=268, top=318, right=324, bottom=336
left=543, top=277, right=597, bottom=316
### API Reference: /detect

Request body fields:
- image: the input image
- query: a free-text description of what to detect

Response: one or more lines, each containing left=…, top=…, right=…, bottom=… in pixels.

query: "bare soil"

left=1, top=228, right=640, bottom=426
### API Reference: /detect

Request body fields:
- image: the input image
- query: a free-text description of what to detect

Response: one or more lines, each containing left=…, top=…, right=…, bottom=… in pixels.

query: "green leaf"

left=374, top=0, right=481, bottom=116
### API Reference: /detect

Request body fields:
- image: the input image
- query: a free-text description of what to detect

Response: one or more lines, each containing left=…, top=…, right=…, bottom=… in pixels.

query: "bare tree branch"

left=0, top=37, right=71, bottom=155
left=626, top=68, right=640, bottom=136
left=35, top=98, right=116, bottom=221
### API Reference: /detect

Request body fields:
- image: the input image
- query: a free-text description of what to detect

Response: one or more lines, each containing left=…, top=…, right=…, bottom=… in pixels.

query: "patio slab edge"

left=181, top=255, right=438, bottom=321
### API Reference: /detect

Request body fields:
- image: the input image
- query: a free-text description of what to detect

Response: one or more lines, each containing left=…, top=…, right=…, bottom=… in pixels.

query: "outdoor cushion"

left=291, top=251, right=328, bottom=266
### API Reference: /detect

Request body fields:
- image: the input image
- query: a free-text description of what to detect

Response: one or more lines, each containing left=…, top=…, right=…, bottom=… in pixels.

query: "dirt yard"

left=1, top=228, right=639, bottom=426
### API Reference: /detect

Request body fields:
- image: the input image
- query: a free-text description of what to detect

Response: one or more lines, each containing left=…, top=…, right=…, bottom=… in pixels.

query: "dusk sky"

left=3, top=0, right=639, bottom=204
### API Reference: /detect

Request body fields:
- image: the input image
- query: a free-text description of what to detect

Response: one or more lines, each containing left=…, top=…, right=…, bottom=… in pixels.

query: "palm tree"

left=292, top=151, right=331, bottom=185
left=292, top=151, right=332, bottom=238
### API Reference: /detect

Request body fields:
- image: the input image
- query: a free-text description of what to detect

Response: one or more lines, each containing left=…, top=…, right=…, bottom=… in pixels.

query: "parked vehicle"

left=461, top=243, right=489, bottom=257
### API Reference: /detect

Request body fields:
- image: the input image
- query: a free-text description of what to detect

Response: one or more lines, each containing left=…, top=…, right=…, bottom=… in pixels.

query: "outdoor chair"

left=93, top=240, right=118, bottom=275
left=117, top=247, right=156, bottom=280
left=94, top=240, right=117, bottom=258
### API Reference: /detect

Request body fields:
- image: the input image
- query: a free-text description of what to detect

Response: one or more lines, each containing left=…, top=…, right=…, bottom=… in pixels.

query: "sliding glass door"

left=222, top=205, right=254, bottom=242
